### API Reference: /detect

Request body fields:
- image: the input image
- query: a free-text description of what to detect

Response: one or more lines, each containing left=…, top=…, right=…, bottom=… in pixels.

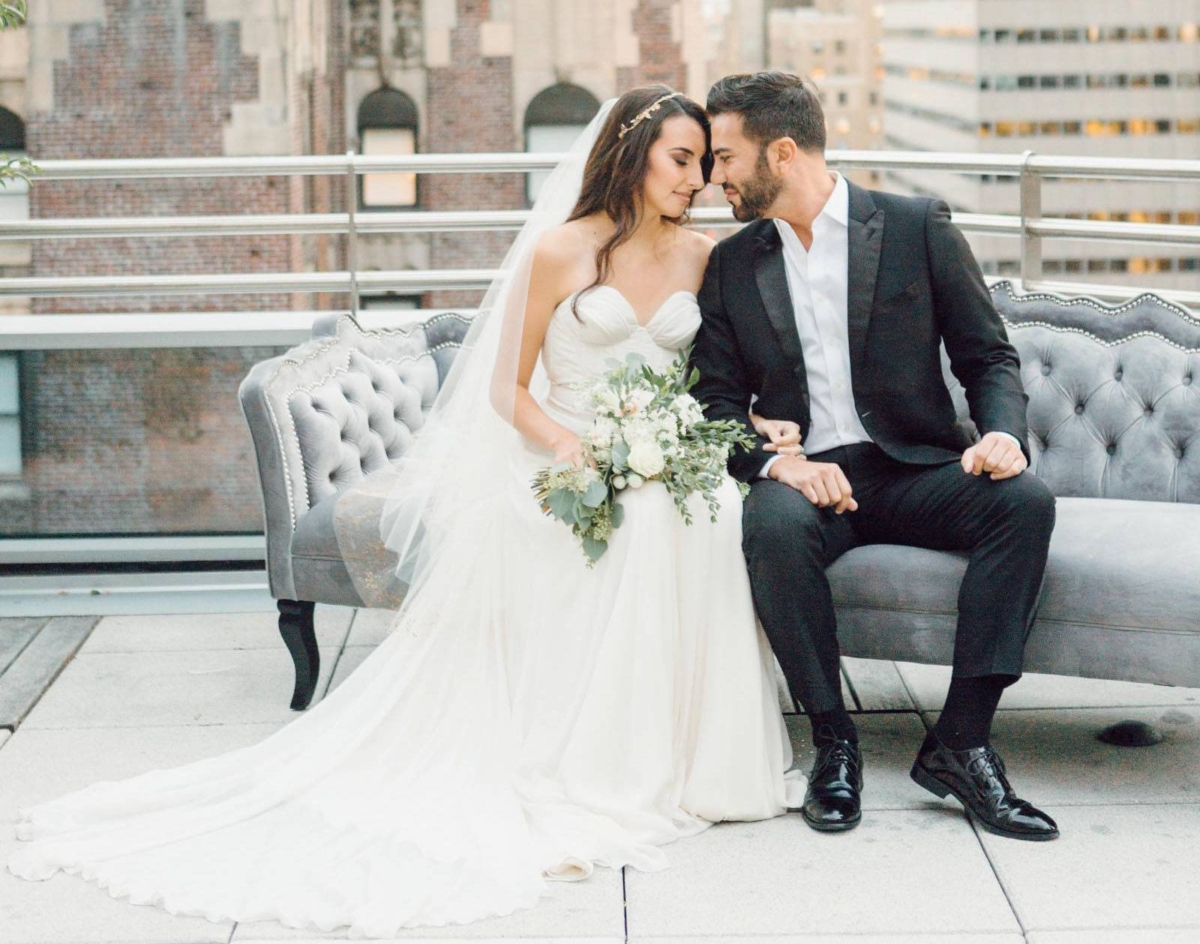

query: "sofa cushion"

left=828, top=497, right=1200, bottom=687
left=292, top=472, right=408, bottom=610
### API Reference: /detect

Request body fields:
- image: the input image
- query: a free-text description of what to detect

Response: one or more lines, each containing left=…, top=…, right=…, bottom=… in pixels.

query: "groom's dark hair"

left=706, top=71, right=826, bottom=154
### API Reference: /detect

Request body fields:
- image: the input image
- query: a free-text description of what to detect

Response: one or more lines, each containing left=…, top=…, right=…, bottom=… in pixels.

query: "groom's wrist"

left=990, top=431, right=1024, bottom=450
left=762, top=454, right=805, bottom=480
left=758, top=455, right=782, bottom=479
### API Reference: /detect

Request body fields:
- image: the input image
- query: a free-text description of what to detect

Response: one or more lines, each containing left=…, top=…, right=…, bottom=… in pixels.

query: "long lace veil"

left=334, top=98, right=618, bottom=609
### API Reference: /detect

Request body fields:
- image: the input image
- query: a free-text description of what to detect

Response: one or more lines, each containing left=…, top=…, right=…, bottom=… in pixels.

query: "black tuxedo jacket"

left=690, top=182, right=1029, bottom=483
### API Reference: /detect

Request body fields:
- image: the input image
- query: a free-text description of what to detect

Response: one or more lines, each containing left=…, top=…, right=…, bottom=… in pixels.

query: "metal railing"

left=1, top=148, right=1198, bottom=351
left=1, top=148, right=1198, bottom=570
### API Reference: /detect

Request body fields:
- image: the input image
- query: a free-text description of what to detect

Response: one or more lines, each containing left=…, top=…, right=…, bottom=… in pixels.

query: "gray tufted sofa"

left=238, top=312, right=471, bottom=708
left=240, top=284, right=1200, bottom=710
left=832, top=282, right=1200, bottom=689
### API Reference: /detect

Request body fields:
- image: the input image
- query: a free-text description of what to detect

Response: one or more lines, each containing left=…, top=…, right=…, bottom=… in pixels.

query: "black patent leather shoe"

left=800, top=739, right=863, bottom=832
left=911, top=732, right=1059, bottom=841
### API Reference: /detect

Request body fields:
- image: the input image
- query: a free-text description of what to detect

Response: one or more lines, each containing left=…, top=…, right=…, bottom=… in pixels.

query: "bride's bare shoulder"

left=535, top=220, right=598, bottom=264
left=531, top=222, right=595, bottom=300
left=679, top=227, right=717, bottom=282
left=682, top=227, right=717, bottom=257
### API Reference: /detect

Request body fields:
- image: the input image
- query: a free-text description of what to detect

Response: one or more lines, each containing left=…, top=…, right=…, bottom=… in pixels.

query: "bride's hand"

left=750, top=413, right=804, bottom=457
left=551, top=432, right=587, bottom=468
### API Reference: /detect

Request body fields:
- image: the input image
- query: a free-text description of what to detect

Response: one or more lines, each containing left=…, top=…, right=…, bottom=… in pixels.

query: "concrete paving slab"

left=82, top=608, right=353, bottom=653
left=841, top=657, right=916, bottom=711
left=239, top=939, right=619, bottom=944
left=896, top=661, right=1200, bottom=711
left=231, top=864, right=625, bottom=941
left=0, top=618, right=99, bottom=728
left=981, top=803, right=1200, bottom=932
left=0, top=838, right=232, bottom=943
left=972, top=706, right=1200, bottom=807
left=19, top=647, right=338, bottom=729
left=327, top=646, right=372, bottom=693
left=786, top=712, right=932, bottom=811
left=1028, top=933, right=1200, bottom=944
left=0, top=723, right=281, bottom=833
left=624, top=811, right=1019, bottom=937
left=344, top=608, right=396, bottom=648
left=0, top=618, right=47, bottom=676
left=634, top=936, right=1025, bottom=944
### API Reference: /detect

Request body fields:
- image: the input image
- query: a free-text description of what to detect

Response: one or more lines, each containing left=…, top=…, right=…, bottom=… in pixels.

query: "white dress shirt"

left=758, top=172, right=1019, bottom=478
left=760, top=172, right=871, bottom=477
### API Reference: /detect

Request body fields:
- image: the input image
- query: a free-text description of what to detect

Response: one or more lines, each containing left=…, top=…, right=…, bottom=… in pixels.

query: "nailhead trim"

left=990, top=279, right=1200, bottom=329
left=1007, top=320, right=1200, bottom=353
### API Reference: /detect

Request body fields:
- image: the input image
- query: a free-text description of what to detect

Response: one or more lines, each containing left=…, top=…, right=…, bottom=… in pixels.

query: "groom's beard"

left=727, top=150, right=784, bottom=222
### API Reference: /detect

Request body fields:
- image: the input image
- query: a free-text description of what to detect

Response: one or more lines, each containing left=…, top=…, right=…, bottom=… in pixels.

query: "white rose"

left=612, top=474, right=627, bottom=490
left=622, top=418, right=655, bottom=448
left=670, top=395, right=704, bottom=430
left=627, top=440, right=666, bottom=478
left=587, top=417, right=618, bottom=450
left=624, top=388, right=653, bottom=415
left=592, top=387, right=622, bottom=416
left=626, top=473, right=645, bottom=489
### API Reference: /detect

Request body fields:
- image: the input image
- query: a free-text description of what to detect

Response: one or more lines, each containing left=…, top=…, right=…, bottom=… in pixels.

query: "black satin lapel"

left=846, top=209, right=884, bottom=380
left=753, top=240, right=804, bottom=369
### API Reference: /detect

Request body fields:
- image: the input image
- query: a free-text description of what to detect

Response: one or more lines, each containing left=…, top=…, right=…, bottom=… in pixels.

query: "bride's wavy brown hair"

left=564, top=85, right=713, bottom=320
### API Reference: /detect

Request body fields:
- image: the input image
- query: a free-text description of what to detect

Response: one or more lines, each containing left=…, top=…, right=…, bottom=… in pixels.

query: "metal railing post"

left=1019, top=149, right=1043, bottom=284
left=346, top=149, right=360, bottom=316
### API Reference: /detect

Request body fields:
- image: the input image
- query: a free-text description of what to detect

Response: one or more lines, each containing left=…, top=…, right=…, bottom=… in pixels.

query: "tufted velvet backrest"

left=240, top=311, right=472, bottom=593
left=288, top=348, right=433, bottom=509
left=944, top=283, right=1200, bottom=503
left=240, top=311, right=473, bottom=600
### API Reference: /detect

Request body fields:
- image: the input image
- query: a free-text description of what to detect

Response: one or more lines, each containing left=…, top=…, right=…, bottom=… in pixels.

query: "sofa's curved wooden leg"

left=278, top=599, right=318, bottom=710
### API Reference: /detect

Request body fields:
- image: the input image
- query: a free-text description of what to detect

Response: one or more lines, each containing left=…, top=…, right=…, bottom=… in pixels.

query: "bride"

left=8, top=86, right=805, bottom=936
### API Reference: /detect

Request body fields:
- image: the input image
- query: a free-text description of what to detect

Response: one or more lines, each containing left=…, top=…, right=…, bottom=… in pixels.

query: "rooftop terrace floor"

left=1, top=608, right=1198, bottom=943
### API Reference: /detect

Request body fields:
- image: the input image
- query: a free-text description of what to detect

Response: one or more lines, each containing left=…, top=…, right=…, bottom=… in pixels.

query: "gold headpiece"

left=618, top=92, right=683, bottom=140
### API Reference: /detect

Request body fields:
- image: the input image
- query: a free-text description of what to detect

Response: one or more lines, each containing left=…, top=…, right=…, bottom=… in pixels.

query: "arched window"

left=357, top=87, right=418, bottom=209
left=0, top=105, right=28, bottom=226
left=0, top=106, right=26, bottom=478
left=524, top=84, right=600, bottom=204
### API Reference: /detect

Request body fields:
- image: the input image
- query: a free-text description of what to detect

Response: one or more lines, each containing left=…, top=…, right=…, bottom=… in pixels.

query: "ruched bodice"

left=541, top=285, right=701, bottom=431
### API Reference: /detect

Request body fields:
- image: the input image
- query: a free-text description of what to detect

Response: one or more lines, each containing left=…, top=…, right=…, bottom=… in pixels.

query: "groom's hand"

left=769, top=456, right=858, bottom=514
left=962, top=431, right=1027, bottom=481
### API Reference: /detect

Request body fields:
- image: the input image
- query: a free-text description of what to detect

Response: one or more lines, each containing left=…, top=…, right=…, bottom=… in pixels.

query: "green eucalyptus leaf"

left=545, top=489, right=575, bottom=520
left=581, top=535, right=608, bottom=562
left=582, top=480, right=608, bottom=507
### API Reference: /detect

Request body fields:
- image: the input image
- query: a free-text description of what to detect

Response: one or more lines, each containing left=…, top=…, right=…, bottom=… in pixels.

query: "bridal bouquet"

left=532, top=352, right=755, bottom=565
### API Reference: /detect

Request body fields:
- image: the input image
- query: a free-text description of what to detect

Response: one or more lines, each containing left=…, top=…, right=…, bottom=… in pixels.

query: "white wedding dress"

left=8, top=285, right=801, bottom=937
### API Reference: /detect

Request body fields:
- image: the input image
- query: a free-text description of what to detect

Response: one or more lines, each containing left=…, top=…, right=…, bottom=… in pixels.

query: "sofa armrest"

left=239, top=355, right=308, bottom=600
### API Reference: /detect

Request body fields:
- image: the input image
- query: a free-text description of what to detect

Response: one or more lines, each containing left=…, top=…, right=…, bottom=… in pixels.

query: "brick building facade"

left=3, top=0, right=702, bottom=537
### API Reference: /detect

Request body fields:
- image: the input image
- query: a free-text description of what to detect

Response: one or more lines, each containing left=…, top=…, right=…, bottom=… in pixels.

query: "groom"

left=691, top=71, right=1059, bottom=841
